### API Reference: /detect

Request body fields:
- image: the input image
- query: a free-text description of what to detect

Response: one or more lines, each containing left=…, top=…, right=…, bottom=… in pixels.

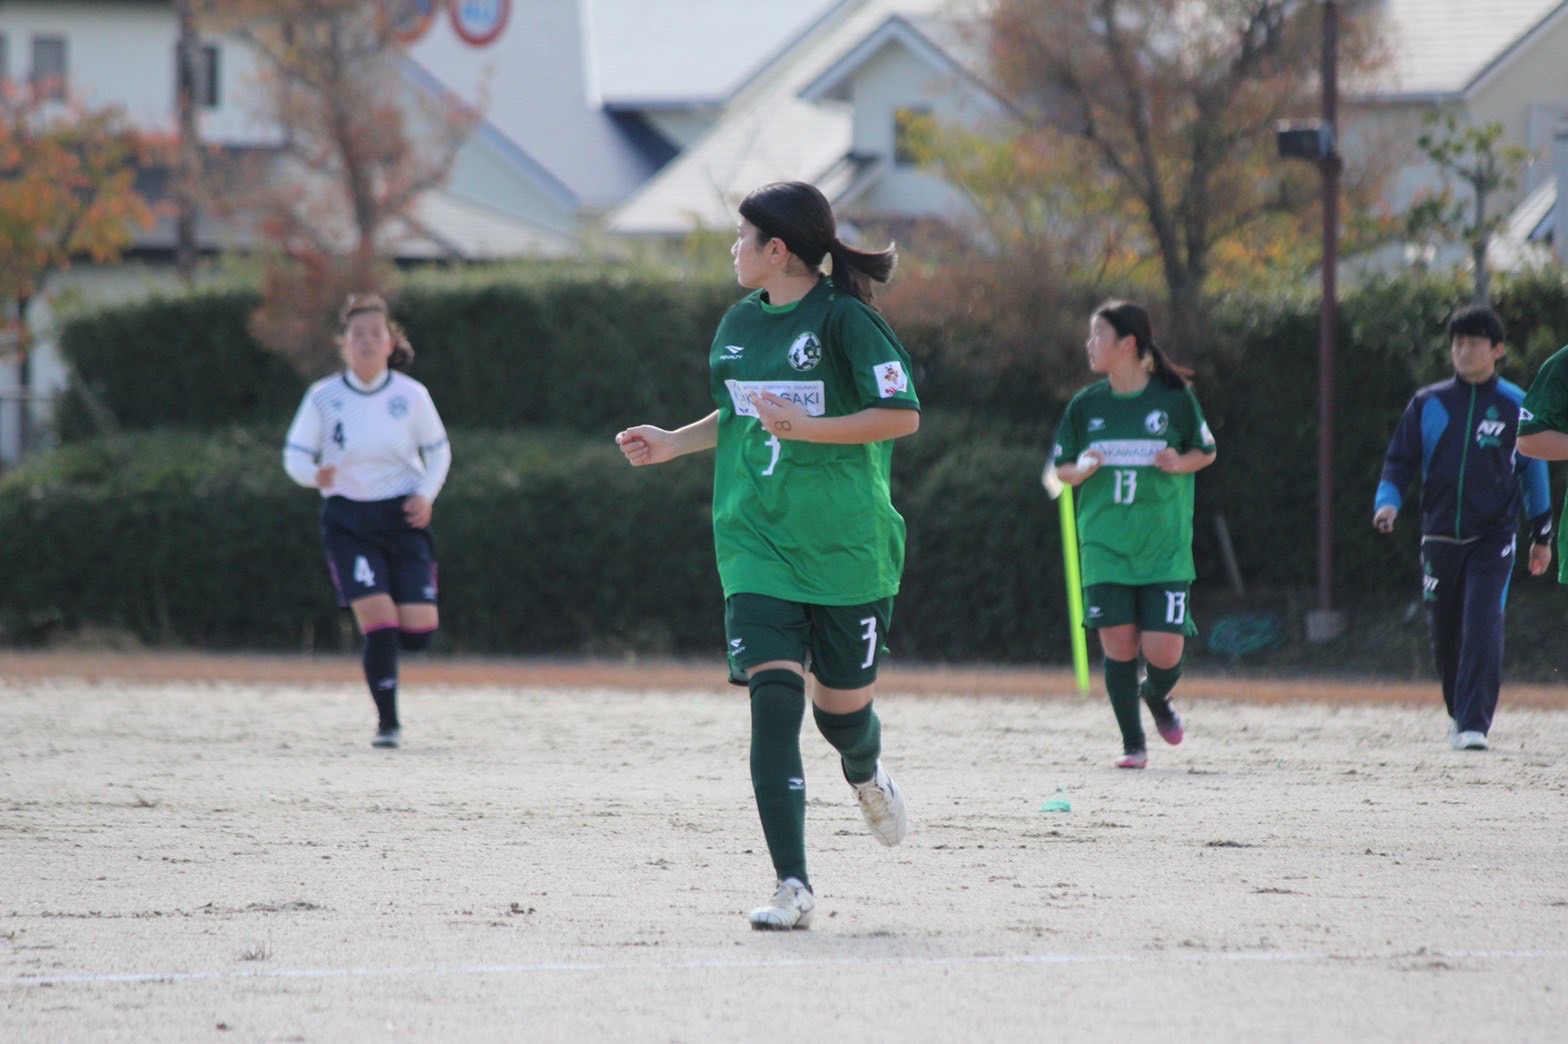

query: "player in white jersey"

left=283, top=294, right=451, bottom=749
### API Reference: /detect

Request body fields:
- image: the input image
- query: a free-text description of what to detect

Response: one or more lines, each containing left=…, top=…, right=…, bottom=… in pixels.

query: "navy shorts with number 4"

left=321, top=496, right=438, bottom=608
left=724, top=593, right=895, bottom=690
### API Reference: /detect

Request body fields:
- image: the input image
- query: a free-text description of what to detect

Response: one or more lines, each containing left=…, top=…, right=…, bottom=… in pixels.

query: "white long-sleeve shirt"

left=283, top=370, right=451, bottom=502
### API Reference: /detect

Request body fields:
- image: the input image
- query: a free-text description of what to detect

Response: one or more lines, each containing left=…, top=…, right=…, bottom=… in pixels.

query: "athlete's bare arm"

left=1517, top=430, right=1568, bottom=461
left=616, top=411, right=720, bottom=466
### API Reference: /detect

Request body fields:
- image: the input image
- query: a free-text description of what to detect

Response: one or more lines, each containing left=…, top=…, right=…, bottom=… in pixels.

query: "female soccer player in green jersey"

left=615, top=181, right=920, bottom=931
left=1051, top=301, right=1216, bottom=769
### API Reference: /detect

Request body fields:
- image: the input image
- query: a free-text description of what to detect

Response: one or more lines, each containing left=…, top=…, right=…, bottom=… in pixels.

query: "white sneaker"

left=851, top=761, right=908, bottom=846
left=748, top=877, right=815, bottom=931
left=1456, top=730, right=1489, bottom=751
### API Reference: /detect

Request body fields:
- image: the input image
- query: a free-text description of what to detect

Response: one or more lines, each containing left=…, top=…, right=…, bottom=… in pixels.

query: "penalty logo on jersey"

left=1144, top=410, right=1169, bottom=436
left=788, top=332, right=823, bottom=371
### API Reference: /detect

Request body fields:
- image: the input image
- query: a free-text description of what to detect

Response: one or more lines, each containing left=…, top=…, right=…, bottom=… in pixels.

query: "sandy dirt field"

left=3, top=653, right=1567, bottom=1042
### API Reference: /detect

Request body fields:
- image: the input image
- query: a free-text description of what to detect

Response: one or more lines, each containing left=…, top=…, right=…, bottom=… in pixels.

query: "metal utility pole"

left=1312, top=0, right=1343, bottom=639
left=174, top=0, right=202, bottom=282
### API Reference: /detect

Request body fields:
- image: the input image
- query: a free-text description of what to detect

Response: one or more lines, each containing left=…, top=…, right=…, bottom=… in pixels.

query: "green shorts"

left=724, top=593, right=895, bottom=690
left=1083, top=582, right=1198, bottom=636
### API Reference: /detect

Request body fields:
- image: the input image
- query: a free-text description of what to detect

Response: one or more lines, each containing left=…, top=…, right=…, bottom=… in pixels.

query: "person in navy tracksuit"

left=1373, top=305, right=1553, bottom=751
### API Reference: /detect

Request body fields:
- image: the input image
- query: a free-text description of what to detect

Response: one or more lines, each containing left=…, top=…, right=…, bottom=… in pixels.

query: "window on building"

left=894, top=107, right=932, bottom=167
left=199, top=45, right=220, bottom=108
left=176, top=43, right=222, bottom=108
left=31, top=36, right=67, bottom=100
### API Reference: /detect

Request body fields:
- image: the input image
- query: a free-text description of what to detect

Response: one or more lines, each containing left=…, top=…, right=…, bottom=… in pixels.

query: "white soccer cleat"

left=1455, top=730, right=1489, bottom=751
left=748, top=877, right=815, bottom=931
left=851, top=761, right=908, bottom=846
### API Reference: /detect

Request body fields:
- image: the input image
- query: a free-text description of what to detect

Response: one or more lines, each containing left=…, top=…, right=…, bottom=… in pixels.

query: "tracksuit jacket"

left=1375, top=374, right=1551, bottom=543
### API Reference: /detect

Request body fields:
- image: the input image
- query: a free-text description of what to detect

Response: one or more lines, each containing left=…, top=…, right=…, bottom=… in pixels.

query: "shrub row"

left=55, top=276, right=738, bottom=441
left=34, top=265, right=1568, bottom=670
left=0, top=423, right=1067, bottom=664
left=7, top=419, right=1568, bottom=678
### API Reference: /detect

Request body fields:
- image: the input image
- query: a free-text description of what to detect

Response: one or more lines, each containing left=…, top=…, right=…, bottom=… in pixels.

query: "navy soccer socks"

left=362, top=626, right=400, bottom=730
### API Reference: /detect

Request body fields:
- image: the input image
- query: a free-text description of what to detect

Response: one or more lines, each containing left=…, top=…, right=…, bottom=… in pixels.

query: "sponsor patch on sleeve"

left=875, top=360, right=908, bottom=398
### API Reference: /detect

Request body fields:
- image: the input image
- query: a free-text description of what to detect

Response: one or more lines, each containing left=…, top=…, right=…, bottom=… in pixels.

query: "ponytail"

left=825, top=237, right=898, bottom=308
left=1094, top=300, right=1191, bottom=389
left=739, top=181, right=897, bottom=308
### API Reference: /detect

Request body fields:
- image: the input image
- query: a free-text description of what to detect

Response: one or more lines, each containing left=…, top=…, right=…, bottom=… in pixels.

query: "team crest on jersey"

left=1144, top=410, right=1169, bottom=436
left=788, top=332, right=823, bottom=371
left=388, top=396, right=410, bottom=419
left=1475, top=405, right=1506, bottom=449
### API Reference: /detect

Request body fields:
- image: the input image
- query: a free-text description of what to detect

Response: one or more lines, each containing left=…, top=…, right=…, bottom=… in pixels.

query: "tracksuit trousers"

left=1420, top=532, right=1516, bottom=736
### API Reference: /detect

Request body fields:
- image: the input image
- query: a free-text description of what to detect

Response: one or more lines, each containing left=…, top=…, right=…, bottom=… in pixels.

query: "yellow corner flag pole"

left=1042, top=465, right=1091, bottom=696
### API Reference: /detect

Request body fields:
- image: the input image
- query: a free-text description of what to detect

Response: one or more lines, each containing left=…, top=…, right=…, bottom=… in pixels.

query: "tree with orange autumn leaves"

left=892, top=0, right=1390, bottom=362
left=0, top=83, right=163, bottom=443
left=198, top=0, right=479, bottom=374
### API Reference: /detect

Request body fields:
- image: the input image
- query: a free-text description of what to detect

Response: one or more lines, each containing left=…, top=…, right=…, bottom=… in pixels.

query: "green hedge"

left=56, top=272, right=1568, bottom=593
left=7, top=419, right=1568, bottom=677
left=34, top=265, right=1568, bottom=672
left=0, top=424, right=1067, bottom=663
left=56, top=276, right=738, bottom=441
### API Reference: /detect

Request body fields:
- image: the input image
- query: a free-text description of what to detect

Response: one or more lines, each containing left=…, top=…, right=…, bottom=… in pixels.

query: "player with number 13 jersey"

left=1051, top=301, right=1216, bottom=771
left=1052, top=372, right=1214, bottom=589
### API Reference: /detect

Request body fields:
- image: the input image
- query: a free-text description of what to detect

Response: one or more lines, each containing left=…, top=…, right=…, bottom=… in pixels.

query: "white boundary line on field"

left=8, top=946, right=1568, bottom=988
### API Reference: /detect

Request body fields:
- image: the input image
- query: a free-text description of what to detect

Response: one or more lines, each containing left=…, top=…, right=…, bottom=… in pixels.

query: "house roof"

left=404, top=0, right=849, bottom=214
left=404, top=0, right=671, bottom=213
left=1490, top=177, right=1556, bottom=269
left=394, top=191, right=580, bottom=261
left=586, top=0, right=848, bottom=109
left=604, top=0, right=955, bottom=238
left=799, top=12, right=988, bottom=104
left=1353, top=0, right=1568, bottom=99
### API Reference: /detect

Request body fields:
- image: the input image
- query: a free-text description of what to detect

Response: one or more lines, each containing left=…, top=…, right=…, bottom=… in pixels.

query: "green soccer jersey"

left=709, top=277, right=920, bottom=605
left=1052, top=378, right=1216, bottom=586
left=1517, top=343, right=1568, bottom=582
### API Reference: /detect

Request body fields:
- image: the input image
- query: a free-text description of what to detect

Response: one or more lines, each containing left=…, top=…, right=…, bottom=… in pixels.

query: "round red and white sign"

left=382, top=0, right=439, bottom=45
left=448, top=0, right=511, bottom=47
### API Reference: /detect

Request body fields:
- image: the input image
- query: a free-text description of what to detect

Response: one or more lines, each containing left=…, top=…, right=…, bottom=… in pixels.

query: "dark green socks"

left=1104, top=657, right=1144, bottom=753
left=1142, top=659, right=1183, bottom=715
left=813, top=702, right=881, bottom=785
left=748, top=669, right=808, bottom=887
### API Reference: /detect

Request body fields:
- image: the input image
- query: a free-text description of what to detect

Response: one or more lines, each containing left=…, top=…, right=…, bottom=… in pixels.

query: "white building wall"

left=0, top=0, right=279, bottom=144
left=839, top=41, right=999, bottom=220
left=1, top=263, right=217, bottom=466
